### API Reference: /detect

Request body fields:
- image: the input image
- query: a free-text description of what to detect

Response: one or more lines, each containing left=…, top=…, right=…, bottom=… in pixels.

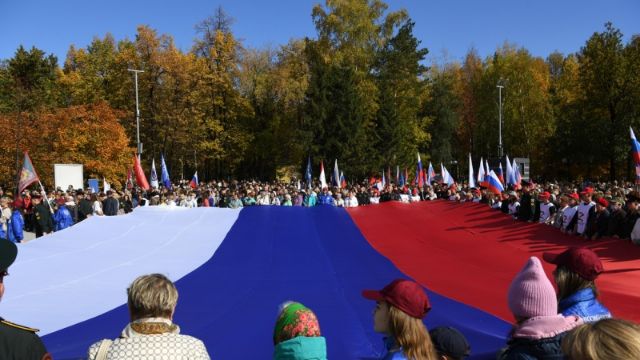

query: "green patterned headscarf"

left=273, top=302, right=321, bottom=345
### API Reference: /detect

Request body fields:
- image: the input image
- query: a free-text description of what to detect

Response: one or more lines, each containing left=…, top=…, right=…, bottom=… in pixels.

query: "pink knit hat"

left=508, top=257, right=557, bottom=318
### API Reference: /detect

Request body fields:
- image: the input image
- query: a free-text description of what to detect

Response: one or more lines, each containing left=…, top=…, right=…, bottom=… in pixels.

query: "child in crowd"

left=560, top=193, right=579, bottom=234
left=429, top=326, right=470, bottom=360
left=362, top=279, right=438, bottom=360
left=500, top=257, right=582, bottom=359
left=273, top=301, right=326, bottom=360
left=543, top=247, right=611, bottom=323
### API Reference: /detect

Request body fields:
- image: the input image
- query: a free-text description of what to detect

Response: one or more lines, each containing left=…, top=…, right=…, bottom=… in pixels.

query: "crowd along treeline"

left=1, top=1, right=639, bottom=188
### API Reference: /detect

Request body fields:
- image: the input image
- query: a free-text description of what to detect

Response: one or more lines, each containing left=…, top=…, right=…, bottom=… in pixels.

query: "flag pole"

left=38, top=180, right=54, bottom=213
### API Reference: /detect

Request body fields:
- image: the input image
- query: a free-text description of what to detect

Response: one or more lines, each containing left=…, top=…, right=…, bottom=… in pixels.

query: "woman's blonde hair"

left=562, top=318, right=640, bottom=359
left=127, top=274, right=178, bottom=319
left=554, top=265, right=598, bottom=301
left=388, top=305, right=438, bottom=360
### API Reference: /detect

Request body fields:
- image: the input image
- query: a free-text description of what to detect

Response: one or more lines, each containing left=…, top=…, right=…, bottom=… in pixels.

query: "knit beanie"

left=273, top=302, right=321, bottom=345
left=508, top=257, right=557, bottom=318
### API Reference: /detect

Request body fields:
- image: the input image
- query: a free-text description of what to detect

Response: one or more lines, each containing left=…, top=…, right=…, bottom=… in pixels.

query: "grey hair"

left=127, top=274, right=178, bottom=319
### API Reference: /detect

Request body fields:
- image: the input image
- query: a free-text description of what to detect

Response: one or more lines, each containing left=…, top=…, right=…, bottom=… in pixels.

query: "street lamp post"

left=128, top=69, right=144, bottom=156
left=497, top=83, right=504, bottom=158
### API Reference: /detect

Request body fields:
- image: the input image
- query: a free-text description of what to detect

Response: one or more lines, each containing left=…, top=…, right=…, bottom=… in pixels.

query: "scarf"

left=121, top=317, right=180, bottom=338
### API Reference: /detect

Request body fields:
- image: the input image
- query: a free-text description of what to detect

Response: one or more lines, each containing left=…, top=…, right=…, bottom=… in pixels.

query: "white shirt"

left=508, top=201, right=520, bottom=216
left=562, top=206, right=578, bottom=231
left=92, top=201, right=103, bottom=216
left=539, top=202, right=555, bottom=223
left=576, top=201, right=595, bottom=234
left=344, top=196, right=359, bottom=207
left=399, top=194, right=410, bottom=203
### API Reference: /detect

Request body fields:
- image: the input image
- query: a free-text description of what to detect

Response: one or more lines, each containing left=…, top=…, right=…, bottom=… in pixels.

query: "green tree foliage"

left=577, top=22, right=628, bottom=180
left=374, top=20, right=430, bottom=169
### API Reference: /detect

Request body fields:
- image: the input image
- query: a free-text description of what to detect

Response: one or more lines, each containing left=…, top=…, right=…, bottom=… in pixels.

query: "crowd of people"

left=2, top=177, right=640, bottom=247
left=2, top=239, right=639, bottom=359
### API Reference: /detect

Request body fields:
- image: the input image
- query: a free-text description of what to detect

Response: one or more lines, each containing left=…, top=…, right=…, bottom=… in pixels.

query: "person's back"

left=54, top=202, right=74, bottom=231
left=87, top=274, right=210, bottom=360
left=273, top=302, right=326, bottom=360
left=103, top=193, right=119, bottom=216
left=501, top=257, right=582, bottom=360
left=87, top=324, right=209, bottom=360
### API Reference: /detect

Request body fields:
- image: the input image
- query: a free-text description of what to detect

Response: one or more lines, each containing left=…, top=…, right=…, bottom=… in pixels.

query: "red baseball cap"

left=539, top=191, right=551, bottom=200
left=543, top=247, right=604, bottom=281
left=568, top=192, right=579, bottom=200
left=580, top=187, right=594, bottom=196
left=597, top=197, right=609, bottom=207
left=362, top=279, right=431, bottom=319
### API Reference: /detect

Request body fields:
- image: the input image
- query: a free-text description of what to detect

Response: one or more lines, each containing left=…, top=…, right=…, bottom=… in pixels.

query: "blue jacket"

left=8, top=210, right=24, bottom=243
left=317, top=194, right=334, bottom=206
left=500, top=332, right=566, bottom=360
left=559, top=288, right=611, bottom=323
left=380, top=337, right=407, bottom=360
left=273, top=336, right=326, bottom=360
left=54, top=205, right=74, bottom=231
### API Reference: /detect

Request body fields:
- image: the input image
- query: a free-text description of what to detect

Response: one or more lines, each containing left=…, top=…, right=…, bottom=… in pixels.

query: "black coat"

left=500, top=332, right=566, bottom=360
left=517, top=192, right=534, bottom=221
left=77, top=199, right=93, bottom=221
left=34, top=203, right=53, bottom=234
left=102, top=197, right=119, bottom=216
left=0, top=318, right=50, bottom=360
left=607, top=208, right=627, bottom=237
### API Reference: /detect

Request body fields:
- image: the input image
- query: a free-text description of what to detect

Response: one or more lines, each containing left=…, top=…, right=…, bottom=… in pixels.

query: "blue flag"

left=161, top=154, right=171, bottom=189
left=305, top=157, right=312, bottom=188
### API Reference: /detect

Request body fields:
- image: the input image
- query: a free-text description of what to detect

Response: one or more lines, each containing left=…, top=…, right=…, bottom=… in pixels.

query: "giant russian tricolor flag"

left=5, top=203, right=640, bottom=359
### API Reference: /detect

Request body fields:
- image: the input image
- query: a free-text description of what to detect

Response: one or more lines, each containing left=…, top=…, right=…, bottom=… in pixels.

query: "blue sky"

left=1, top=0, right=639, bottom=64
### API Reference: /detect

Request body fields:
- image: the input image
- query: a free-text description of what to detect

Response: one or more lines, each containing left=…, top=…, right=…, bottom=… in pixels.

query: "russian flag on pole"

left=497, top=162, right=505, bottom=185
left=505, top=155, right=514, bottom=186
left=417, top=153, right=425, bottom=187
left=477, top=157, right=486, bottom=187
left=512, top=159, right=522, bottom=190
left=190, top=171, right=199, bottom=189
left=333, top=159, right=341, bottom=189
left=631, top=127, right=640, bottom=164
left=468, top=154, right=476, bottom=189
left=319, top=161, right=327, bottom=189
left=427, top=162, right=436, bottom=184
left=340, top=171, right=346, bottom=188
left=485, top=159, right=491, bottom=185
left=486, top=170, right=505, bottom=195
left=441, top=163, right=455, bottom=186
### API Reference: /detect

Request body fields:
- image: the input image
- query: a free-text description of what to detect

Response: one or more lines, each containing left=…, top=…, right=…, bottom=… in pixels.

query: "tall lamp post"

left=497, top=82, right=504, bottom=158
left=128, top=69, right=144, bottom=156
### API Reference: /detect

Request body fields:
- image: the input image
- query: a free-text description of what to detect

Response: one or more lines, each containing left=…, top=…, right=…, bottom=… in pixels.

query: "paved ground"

left=22, top=231, right=36, bottom=243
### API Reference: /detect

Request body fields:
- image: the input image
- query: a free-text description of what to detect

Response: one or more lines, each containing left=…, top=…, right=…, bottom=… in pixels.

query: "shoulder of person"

left=0, top=318, right=40, bottom=334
